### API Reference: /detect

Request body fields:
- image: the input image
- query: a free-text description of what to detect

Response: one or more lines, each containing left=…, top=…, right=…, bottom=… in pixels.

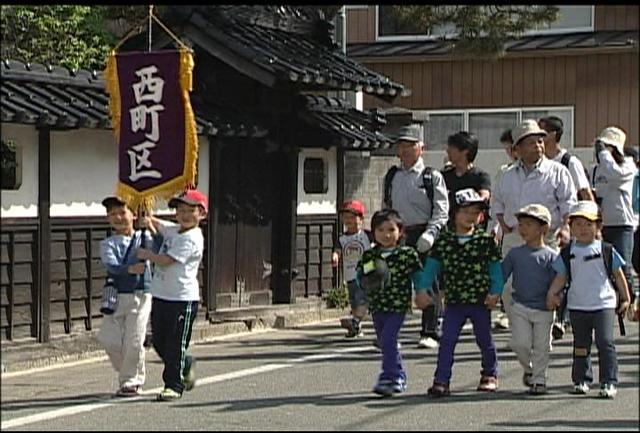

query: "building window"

left=377, top=5, right=454, bottom=39
left=377, top=5, right=593, bottom=40
left=528, top=6, right=593, bottom=34
left=1, top=139, right=22, bottom=190
left=415, top=106, right=573, bottom=150
left=303, top=157, right=328, bottom=194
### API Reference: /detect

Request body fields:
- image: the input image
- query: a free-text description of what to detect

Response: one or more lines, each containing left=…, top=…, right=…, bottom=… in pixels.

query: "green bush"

left=324, top=284, right=349, bottom=309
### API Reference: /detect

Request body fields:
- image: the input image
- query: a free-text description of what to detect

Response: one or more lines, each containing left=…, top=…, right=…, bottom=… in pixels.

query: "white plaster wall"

left=1, top=122, right=210, bottom=218
left=297, top=147, right=337, bottom=215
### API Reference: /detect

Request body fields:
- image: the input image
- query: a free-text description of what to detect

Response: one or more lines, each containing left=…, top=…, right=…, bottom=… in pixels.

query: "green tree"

left=387, top=5, right=559, bottom=58
left=1, top=5, right=116, bottom=70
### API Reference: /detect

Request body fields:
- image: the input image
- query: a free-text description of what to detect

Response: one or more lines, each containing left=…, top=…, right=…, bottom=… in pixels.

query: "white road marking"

left=1, top=345, right=374, bottom=430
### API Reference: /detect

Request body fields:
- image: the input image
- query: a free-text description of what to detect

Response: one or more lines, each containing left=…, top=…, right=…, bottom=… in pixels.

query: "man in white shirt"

left=492, top=119, right=576, bottom=323
left=539, top=116, right=594, bottom=201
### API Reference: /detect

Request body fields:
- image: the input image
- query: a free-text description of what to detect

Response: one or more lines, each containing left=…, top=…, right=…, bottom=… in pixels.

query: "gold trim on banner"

left=111, top=49, right=199, bottom=212
left=104, top=52, right=121, bottom=142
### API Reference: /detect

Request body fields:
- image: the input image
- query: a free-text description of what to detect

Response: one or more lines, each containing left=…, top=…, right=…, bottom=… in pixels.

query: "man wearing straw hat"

left=492, top=119, right=576, bottom=327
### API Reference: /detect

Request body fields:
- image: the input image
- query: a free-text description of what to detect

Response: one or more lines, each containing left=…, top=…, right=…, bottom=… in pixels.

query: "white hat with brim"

left=512, top=119, right=547, bottom=146
left=568, top=201, right=600, bottom=222
left=596, top=126, right=626, bottom=155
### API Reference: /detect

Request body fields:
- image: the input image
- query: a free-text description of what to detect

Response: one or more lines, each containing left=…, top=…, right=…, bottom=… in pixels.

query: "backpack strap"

left=383, top=166, right=399, bottom=209
left=601, top=241, right=617, bottom=290
left=560, top=152, right=571, bottom=168
left=421, top=166, right=435, bottom=220
left=560, top=242, right=573, bottom=287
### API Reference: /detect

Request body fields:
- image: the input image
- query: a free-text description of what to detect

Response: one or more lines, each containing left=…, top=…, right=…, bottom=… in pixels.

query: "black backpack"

left=383, top=166, right=435, bottom=218
left=559, top=152, right=590, bottom=188
left=558, top=240, right=626, bottom=335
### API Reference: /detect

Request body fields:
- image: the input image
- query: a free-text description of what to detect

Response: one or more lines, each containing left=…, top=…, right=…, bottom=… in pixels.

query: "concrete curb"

left=1, top=305, right=349, bottom=376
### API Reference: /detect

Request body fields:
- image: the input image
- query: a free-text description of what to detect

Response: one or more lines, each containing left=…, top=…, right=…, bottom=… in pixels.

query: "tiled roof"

left=170, top=6, right=409, bottom=99
left=1, top=59, right=393, bottom=150
left=0, top=59, right=268, bottom=137
left=299, top=94, right=392, bottom=150
left=348, top=30, right=639, bottom=58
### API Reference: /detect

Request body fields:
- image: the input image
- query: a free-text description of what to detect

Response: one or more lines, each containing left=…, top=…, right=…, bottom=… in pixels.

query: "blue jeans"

left=434, top=304, right=498, bottom=384
left=372, top=311, right=406, bottom=384
left=602, top=225, right=634, bottom=298
left=569, top=309, right=618, bottom=385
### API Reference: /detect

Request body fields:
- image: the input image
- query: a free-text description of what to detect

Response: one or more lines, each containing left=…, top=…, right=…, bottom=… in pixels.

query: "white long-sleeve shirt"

left=492, top=157, right=576, bottom=232
left=591, top=152, right=636, bottom=227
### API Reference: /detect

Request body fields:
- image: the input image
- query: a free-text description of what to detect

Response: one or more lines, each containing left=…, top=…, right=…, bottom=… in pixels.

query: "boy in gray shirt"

left=501, top=204, right=558, bottom=395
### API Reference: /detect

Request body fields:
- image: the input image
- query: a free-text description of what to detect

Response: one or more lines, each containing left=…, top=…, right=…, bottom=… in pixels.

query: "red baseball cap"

left=168, top=189, right=208, bottom=213
left=339, top=200, right=365, bottom=217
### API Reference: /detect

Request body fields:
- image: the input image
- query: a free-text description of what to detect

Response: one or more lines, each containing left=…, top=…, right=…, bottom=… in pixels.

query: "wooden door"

left=212, top=140, right=278, bottom=309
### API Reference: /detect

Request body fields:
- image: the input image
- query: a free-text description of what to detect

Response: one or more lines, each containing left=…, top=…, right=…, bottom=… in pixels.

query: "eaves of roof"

left=181, top=7, right=410, bottom=100
left=347, top=30, right=639, bottom=61
left=1, top=58, right=393, bottom=149
left=0, top=59, right=268, bottom=137
left=298, top=94, right=392, bottom=150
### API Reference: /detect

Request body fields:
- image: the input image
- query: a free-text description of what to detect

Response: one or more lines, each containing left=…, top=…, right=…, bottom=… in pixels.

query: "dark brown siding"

left=595, top=5, right=639, bottom=31
left=346, top=6, right=376, bottom=43
left=361, top=52, right=639, bottom=147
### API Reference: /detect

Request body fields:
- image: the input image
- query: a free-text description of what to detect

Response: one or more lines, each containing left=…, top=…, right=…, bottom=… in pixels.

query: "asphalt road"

left=1, top=313, right=638, bottom=431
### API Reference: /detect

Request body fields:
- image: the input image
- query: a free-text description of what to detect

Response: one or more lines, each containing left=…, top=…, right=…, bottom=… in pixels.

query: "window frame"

left=302, top=156, right=329, bottom=195
left=375, top=5, right=594, bottom=41
left=413, top=105, right=575, bottom=150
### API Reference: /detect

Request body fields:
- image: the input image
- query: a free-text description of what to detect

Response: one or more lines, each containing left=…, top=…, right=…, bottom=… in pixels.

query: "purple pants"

left=434, top=304, right=498, bottom=385
left=372, top=311, right=406, bottom=383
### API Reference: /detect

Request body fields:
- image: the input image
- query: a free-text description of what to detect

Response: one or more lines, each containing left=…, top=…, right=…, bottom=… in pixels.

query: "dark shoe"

left=143, top=332, right=153, bottom=348
left=183, top=358, right=197, bottom=391
left=391, top=378, right=407, bottom=394
left=157, top=387, right=182, bottom=401
left=552, top=322, right=565, bottom=340
left=477, top=376, right=498, bottom=392
left=427, top=381, right=450, bottom=398
left=522, top=372, right=533, bottom=387
left=373, top=380, right=394, bottom=397
left=529, top=383, right=547, bottom=395
left=115, top=385, right=141, bottom=397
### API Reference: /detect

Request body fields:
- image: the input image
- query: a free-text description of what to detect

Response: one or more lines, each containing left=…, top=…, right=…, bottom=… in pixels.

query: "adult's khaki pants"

left=509, top=301, right=554, bottom=385
left=97, top=291, right=152, bottom=388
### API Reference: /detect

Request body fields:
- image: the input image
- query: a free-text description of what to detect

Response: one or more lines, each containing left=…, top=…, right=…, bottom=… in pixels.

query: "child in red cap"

left=332, top=200, right=373, bottom=338
left=136, top=189, right=207, bottom=401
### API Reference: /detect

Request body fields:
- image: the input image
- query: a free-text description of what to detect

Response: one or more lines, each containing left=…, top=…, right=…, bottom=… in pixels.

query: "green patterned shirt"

left=357, top=246, right=422, bottom=313
left=428, top=228, right=502, bottom=304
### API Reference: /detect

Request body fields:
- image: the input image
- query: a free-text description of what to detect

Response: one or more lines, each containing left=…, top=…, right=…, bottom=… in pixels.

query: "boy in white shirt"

left=137, top=189, right=207, bottom=401
left=332, top=200, right=372, bottom=338
left=546, top=201, right=630, bottom=399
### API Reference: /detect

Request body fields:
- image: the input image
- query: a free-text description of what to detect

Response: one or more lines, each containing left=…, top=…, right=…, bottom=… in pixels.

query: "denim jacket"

left=100, top=230, right=163, bottom=293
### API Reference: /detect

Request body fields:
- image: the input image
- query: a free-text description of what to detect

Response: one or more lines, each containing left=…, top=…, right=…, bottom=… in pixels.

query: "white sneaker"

left=462, top=321, right=473, bottom=331
left=494, top=314, right=509, bottom=329
left=417, top=337, right=439, bottom=349
left=573, top=382, right=590, bottom=395
left=598, top=383, right=617, bottom=399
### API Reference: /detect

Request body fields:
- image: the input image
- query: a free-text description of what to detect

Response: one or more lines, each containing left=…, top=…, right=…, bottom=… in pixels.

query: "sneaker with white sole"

left=598, top=383, right=617, bottom=399
left=417, top=336, right=439, bottom=349
left=157, top=387, right=182, bottom=401
left=573, top=382, right=590, bottom=395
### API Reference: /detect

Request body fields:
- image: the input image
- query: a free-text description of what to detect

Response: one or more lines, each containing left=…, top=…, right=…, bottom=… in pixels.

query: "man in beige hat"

left=491, top=119, right=576, bottom=327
